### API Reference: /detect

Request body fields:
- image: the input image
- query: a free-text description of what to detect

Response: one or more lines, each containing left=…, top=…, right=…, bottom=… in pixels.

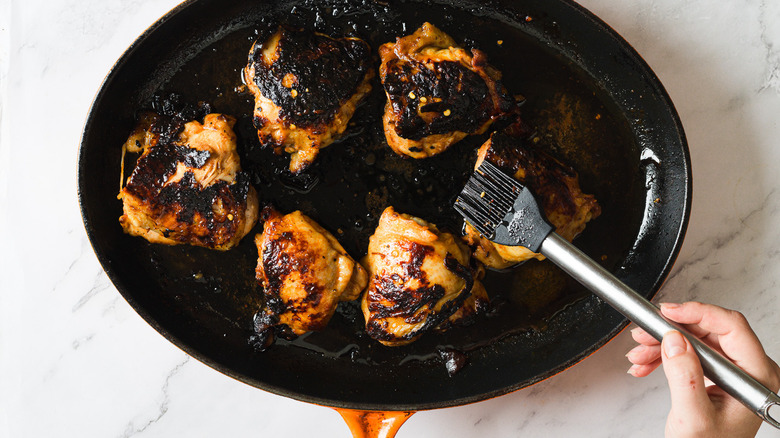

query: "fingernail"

left=663, top=331, right=686, bottom=358
left=625, top=345, right=646, bottom=359
left=660, top=302, right=680, bottom=310
left=627, top=364, right=640, bottom=376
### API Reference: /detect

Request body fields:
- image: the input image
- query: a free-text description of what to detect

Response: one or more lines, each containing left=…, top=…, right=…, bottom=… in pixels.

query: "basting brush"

left=454, top=159, right=780, bottom=429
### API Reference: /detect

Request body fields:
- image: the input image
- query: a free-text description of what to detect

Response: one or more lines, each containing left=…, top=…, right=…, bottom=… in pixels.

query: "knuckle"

left=743, top=358, right=780, bottom=392
left=684, top=300, right=703, bottom=309
left=769, top=359, right=780, bottom=391
left=668, top=364, right=701, bottom=388
left=728, top=309, right=746, bottom=321
left=727, top=310, right=749, bottom=327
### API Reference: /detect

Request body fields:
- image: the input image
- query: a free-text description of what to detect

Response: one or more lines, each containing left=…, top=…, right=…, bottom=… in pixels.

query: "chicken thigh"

left=361, top=207, right=488, bottom=347
left=463, top=131, right=601, bottom=269
left=379, top=22, right=516, bottom=159
left=254, top=207, right=368, bottom=338
left=119, top=111, right=259, bottom=250
left=244, top=26, right=374, bottom=173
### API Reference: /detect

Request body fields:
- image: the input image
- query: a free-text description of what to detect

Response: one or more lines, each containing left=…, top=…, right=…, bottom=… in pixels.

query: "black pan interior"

left=78, top=0, right=690, bottom=411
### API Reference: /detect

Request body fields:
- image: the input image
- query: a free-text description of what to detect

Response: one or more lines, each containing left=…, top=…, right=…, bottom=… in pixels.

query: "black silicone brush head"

left=454, top=160, right=554, bottom=251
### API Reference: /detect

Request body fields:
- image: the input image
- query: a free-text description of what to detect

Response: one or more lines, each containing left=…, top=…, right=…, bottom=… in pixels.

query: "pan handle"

left=540, top=232, right=780, bottom=430
left=335, top=409, right=414, bottom=438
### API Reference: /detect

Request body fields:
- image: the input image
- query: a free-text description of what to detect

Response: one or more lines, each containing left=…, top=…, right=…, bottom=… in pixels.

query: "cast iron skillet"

left=79, top=0, right=691, bottom=414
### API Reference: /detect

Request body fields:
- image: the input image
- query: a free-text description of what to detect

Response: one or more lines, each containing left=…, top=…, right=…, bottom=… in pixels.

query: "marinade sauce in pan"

left=137, top=0, right=644, bottom=374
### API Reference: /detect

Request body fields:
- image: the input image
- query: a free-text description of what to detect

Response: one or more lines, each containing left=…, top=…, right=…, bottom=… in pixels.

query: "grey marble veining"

left=2, top=0, right=780, bottom=436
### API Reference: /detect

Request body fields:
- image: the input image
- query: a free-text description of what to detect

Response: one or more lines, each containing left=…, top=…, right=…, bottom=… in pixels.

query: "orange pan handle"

left=335, top=409, right=415, bottom=438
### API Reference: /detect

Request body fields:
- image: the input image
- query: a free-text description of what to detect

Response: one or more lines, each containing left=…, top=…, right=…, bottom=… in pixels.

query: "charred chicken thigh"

left=361, top=207, right=488, bottom=347
left=119, top=111, right=259, bottom=250
left=379, top=22, right=516, bottom=159
left=254, top=207, right=368, bottom=338
left=463, top=131, right=601, bottom=269
left=244, top=26, right=374, bottom=173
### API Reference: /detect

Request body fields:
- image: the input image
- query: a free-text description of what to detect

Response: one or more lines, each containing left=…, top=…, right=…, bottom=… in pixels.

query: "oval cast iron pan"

left=78, top=0, right=691, bottom=413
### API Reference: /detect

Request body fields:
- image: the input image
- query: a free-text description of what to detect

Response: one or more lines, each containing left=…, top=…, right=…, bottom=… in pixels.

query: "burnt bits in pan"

left=111, top=0, right=644, bottom=380
left=238, top=20, right=611, bottom=360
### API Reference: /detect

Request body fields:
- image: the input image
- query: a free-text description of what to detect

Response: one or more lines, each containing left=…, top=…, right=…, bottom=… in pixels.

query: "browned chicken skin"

left=254, top=207, right=368, bottom=338
left=463, top=131, right=601, bottom=269
left=361, top=207, right=488, bottom=347
left=119, top=111, right=259, bottom=250
left=379, top=22, right=516, bottom=159
left=243, top=26, right=374, bottom=173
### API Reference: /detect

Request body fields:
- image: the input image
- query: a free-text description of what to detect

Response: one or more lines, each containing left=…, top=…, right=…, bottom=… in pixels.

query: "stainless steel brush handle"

left=541, top=232, right=780, bottom=429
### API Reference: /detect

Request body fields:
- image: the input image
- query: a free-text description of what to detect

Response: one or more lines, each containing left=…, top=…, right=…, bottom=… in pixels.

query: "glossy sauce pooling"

left=137, top=0, right=644, bottom=375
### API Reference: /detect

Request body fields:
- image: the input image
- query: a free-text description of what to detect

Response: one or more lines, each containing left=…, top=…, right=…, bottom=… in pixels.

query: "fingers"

left=628, top=358, right=661, bottom=377
left=626, top=344, right=661, bottom=365
left=630, top=325, right=713, bottom=354
left=631, top=319, right=708, bottom=344
left=631, top=322, right=711, bottom=345
left=660, top=302, right=770, bottom=381
left=659, top=302, right=752, bottom=338
left=627, top=328, right=663, bottom=377
left=660, top=331, right=713, bottom=418
left=768, top=357, right=780, bottom=392
left=626, top=342, right=662, bottom=377
left=629, top=302, right=780, bottom=392
left=630, top=327, right=659, bottom=345
left=660, top=329, right=764, bottom=438
left=627, top=302, right=779, bottom=437
left=627, top=328, right=661, bottom=377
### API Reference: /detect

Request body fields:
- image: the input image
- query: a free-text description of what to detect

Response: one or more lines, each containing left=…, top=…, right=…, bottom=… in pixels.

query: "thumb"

left=661, top=331, right=712, bottom=416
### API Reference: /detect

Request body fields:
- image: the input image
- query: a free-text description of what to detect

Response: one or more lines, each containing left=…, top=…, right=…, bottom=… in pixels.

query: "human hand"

left=625, top=301, right=780, bottom=438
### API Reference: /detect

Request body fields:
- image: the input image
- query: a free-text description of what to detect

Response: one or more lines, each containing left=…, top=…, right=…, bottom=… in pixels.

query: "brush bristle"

left=454, top=161, right=523, bottom=237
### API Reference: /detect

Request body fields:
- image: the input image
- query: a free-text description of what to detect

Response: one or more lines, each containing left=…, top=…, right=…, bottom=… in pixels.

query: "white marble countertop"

left=2, top=0, right=779, bottom=436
